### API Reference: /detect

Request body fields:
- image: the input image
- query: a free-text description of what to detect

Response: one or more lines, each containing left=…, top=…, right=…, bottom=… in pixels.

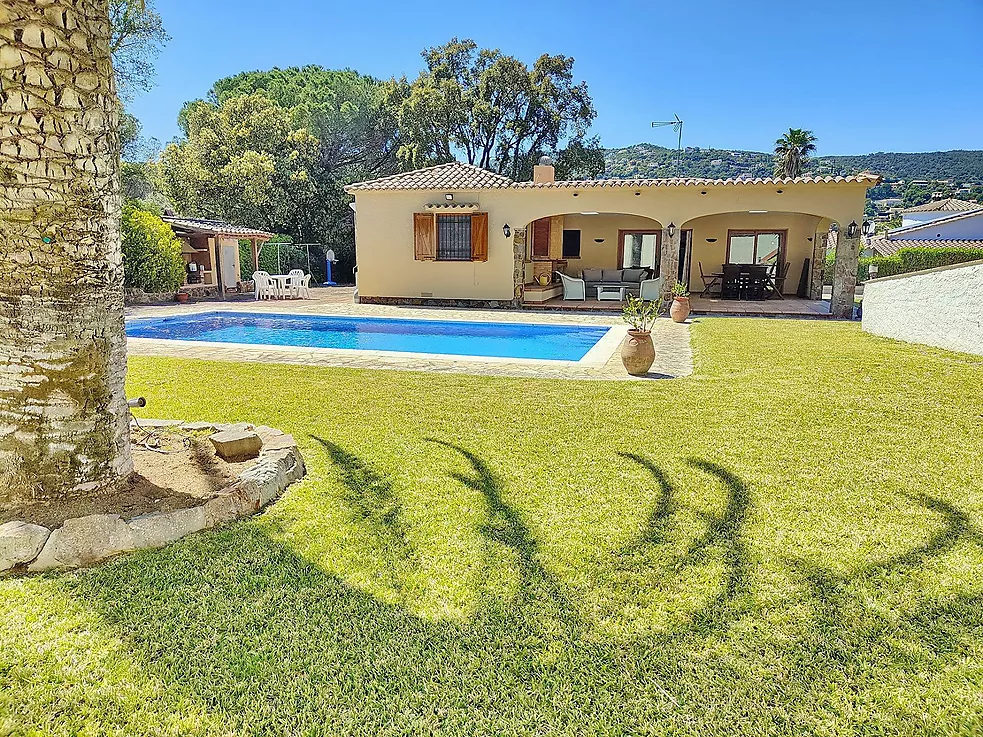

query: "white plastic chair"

left=252, top=271, right=274, bottom=300
left=286, top=269, right=305, bottom=299
left=556, top=272, right=586, bottom=300
left=297, top=274, right=312, bottom=299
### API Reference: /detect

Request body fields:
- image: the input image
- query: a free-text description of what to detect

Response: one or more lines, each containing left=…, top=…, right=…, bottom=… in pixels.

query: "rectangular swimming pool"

left=126, top=312, right=613, bottom=362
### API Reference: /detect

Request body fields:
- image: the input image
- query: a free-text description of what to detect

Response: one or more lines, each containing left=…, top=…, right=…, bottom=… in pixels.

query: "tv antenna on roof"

left=651, top=114, right=684, bottom=175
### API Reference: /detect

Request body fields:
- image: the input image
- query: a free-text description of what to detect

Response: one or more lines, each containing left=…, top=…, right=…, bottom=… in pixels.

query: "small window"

left=436, top=214, right=472, bottom=261
left=562, top=229, right=581, bottom=259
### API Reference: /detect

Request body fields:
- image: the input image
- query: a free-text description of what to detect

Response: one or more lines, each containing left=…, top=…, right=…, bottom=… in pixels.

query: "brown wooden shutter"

left=470, top=212, right=488, bottom=262
left=413, top=213, right=435, bottom=260
left=532, top=217, right=550, bottom=259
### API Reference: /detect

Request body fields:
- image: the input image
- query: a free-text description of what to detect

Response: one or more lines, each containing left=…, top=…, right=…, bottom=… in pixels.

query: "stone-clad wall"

left=862, top=260, right=983, bottom=356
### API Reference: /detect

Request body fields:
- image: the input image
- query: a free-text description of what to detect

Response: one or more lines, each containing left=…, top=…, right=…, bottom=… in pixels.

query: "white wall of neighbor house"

left=894, top=212, right=983, bottom=240
left=862, top=260, right=983, bottom=356
left=351, top=181, right=870, bottom=300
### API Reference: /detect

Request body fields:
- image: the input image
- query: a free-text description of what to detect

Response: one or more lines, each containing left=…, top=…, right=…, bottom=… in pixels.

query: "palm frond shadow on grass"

left=312, top=436, right=417, bottom=574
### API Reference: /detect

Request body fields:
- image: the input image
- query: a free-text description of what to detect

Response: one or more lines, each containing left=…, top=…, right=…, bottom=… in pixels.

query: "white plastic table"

left=268, top=274, right=292, bottom=299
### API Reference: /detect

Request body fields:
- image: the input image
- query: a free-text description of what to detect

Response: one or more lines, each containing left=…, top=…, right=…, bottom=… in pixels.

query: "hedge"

left=824, top=246, right=983, bottom=285
left=121, top=204, right=186, bottom=292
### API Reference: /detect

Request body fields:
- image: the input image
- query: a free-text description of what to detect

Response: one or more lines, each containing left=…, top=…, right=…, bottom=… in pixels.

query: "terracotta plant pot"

left=175, top=292, right=189, bottom=303
left=670, top=296, right=691, bottom=323
left=621, top=329, right=655, bottom=375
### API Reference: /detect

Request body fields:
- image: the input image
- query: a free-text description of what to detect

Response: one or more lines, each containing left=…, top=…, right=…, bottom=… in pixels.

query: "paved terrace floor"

left=525, top=295, right=833, bottom=317
left=126, top=287, right=693, bottom=381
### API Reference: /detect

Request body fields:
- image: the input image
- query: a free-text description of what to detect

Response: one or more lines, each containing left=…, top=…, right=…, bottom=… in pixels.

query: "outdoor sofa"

left=557, top=269, right=664, bottom=301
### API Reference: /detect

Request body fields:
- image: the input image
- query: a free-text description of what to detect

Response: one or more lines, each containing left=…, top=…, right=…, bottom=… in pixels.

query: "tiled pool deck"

left=126, top=288, right=693, bottom=381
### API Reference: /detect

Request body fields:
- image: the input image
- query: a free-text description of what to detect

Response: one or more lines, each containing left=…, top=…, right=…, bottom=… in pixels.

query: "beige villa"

left=345, top=161, right=878, bottom=317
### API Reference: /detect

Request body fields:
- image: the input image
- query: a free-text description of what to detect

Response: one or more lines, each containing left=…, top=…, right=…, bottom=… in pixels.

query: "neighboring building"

left=867, top=201, right=983, bottom=257
left=162, top=215, right=274, bottom=296
left=345, top=161, right=876, bottom=315
left=899, top=198, right=983, bottom=229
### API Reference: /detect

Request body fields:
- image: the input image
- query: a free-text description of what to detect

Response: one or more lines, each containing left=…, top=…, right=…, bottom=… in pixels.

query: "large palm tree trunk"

left=0, top=0, right=132, bottom=502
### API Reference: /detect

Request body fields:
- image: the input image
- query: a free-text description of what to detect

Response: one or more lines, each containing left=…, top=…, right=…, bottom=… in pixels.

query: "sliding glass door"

left=726, top=230, right=785, bottom=266
left=618, top=230, right=661, bottom=271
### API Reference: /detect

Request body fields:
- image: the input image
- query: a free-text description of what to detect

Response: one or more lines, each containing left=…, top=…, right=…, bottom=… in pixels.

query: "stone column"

left=809, top=232, right=827, bottom=300
left=660, top=227, right=681, bottom=291
left=830, top=226, right=861, bottom=318
left=512, top=228, right=527, bottom=307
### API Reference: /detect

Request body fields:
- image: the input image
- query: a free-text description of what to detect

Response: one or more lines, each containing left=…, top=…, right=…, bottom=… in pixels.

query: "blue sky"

left=131, top=0, right=983, bottom=156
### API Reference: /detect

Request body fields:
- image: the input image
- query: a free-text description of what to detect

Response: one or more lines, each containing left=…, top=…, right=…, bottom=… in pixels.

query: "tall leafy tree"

left=387, top=38, right=600, bottom=180
left=160, top=68, right=401, bottom=275
left=0, top=0, right=133, bottom=501
left=109, top=0, right=169, bottom=100
left=773, top=128, right=818, bottom=178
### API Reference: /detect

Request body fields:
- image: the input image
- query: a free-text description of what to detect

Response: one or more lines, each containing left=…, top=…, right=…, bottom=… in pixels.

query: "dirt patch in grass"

left=1, top=431, right=254, bottom=529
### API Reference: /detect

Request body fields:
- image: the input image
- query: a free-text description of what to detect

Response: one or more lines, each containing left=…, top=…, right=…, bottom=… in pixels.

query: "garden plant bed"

left=0, top=422, right=305, bottom=575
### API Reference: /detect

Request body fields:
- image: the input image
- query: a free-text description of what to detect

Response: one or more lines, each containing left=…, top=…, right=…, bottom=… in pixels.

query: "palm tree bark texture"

left=0, top=0, right=133, bottom=502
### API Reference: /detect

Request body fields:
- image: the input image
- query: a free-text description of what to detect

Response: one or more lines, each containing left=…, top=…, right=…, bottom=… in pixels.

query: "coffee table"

left=596, top=285, right=626, bottom=301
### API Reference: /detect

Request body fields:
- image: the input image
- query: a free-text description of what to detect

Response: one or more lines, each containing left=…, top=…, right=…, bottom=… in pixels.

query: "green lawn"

left=2, top=319, right=982, bottom=736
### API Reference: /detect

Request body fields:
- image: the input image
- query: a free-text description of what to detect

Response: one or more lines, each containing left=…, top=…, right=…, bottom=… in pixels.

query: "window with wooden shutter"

left=470, top=212, right=488, bottom=262
left=413, top=213, right=435, bottom=260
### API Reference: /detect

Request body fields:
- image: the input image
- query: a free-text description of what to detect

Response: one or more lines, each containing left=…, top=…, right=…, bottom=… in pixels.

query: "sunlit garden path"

left=2, top=319, right=981, bottom=735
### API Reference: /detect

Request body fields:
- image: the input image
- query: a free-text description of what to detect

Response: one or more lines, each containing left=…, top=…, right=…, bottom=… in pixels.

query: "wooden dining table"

left=709, top=264, right=784, bottom=300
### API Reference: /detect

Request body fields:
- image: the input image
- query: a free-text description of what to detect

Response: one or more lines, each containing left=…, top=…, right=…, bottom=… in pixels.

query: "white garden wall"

left=862, top=260, right=983, bottom=356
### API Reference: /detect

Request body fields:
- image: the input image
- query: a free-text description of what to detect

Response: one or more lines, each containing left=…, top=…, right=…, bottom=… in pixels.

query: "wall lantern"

left=503, top=223, right=512, bottom=238
left=862, top=220, right=873, bottom=237
left=444, top=193, right=454, bottom=201
left=847, top=220, right=859, bottom=238
left=667, top=222, right=676, bottom=238
left=705, top=238, right=717, bottom=243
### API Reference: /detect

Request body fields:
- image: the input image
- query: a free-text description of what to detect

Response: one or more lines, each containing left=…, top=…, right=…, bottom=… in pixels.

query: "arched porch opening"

left=679, top=210, right=834, bottom=300
left=520, top=212, right=663, bottom=289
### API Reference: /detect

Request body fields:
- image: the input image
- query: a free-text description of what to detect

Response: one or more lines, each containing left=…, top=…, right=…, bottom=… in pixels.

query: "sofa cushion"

left=581, top=268, right=602, bottom=282
left=601, top=269, right=623, bottom=282
left=622, top=268, right=647, bottom=283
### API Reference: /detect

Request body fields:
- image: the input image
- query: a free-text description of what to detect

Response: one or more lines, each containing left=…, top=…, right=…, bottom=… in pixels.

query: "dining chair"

left=287, top=269, right=305, bottom=299
left=721, top=264, right=742, bottom=299
left=252, top=271, right=274, bottom=300
left=771, top=262, right=791, bottom=299
left=746, top=265, right=768, bottom=301
left=699, top=261, right=722, bottom=297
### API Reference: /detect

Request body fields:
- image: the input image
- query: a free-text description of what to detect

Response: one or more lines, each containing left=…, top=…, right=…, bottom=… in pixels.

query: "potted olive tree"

left=621, top=295, right=663, bottom=375
left=669, top=280, right=691, bottom=323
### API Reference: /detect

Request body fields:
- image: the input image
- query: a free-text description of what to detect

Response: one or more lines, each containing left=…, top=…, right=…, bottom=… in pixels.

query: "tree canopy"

left=109, top=0, right=169, bottom=100
left=386, top=38, right=600, bottom=180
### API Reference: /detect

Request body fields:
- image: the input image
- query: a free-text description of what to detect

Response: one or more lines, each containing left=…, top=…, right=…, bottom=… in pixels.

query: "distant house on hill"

left=866, top=199, right=983, bottom=257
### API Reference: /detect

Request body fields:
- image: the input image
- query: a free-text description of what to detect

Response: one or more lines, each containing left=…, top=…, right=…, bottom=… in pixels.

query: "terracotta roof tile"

left=888, top=208, right=983, bottom=236
left=162, top=216, right=274, bottom=238
left=511, top=173, right=881, bottom=189
left=345, top=162, right=881, bottom=192
left=869, top=237, right=983, bottom=257
left=901, top=198, right=983, bottom=213
left=345, top=162, right=514, bottom=191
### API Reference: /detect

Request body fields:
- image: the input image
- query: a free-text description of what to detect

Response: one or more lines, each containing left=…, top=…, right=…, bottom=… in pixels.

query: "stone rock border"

left=0, top=421, right=305, bottom=576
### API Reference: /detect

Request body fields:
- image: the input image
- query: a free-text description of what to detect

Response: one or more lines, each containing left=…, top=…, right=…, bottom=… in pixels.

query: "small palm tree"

left=773, top=128, right=817, bottom=178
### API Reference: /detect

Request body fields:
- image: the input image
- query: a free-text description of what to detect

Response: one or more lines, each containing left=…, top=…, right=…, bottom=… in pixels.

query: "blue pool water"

left=126, top=312, right=611, bottom=361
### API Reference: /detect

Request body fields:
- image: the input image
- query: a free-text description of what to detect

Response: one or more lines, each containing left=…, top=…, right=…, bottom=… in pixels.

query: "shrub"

left=826, top=246, right=983, bottom=285
left=121, top=204, right=186, bottom=292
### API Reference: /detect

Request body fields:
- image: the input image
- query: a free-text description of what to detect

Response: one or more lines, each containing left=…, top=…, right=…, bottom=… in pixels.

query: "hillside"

left=603, top=144, right=983, bottom=182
